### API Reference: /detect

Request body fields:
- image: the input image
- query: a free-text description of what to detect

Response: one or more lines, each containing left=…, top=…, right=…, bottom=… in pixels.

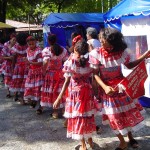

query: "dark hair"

left=16, top=33, right=29, bottom=46
left=100, top=27, right=127, bottom=52
left=26, top=36, right=36, bottom=43
left=71, top=32, right=79, bottom=40
left=74, top=40, right=89, bottom=68
left=48, top=34, right=57, bottom=45
left=51, top=43, right=63, bottom=56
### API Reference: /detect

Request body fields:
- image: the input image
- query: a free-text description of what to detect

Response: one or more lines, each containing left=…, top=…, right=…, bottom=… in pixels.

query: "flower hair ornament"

left=80, top=53, right=89, bottom=59
left=72, top=35, right=82, bottom=46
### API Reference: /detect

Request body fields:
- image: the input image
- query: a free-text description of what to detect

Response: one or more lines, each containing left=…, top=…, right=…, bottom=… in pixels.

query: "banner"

left=118, top=60, right=148, bottom=99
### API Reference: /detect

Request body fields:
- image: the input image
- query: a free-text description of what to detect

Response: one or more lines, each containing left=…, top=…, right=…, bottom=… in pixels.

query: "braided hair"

left=74, top=40, right=89, bottom=68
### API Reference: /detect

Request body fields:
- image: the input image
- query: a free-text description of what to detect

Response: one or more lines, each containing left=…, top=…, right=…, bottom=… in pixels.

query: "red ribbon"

left=72, top=35, right=82, bottom=46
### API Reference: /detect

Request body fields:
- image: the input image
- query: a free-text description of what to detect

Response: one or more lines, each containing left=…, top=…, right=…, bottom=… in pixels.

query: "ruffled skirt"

left=100, top=92, right=145, bottom=135
left=40, top=69, right=65, bottom=108
left=24, top=67, right=43, bottom=101
left=10, top=63, right=29, bottom=92
left=64, top=83, right=97, bottom=140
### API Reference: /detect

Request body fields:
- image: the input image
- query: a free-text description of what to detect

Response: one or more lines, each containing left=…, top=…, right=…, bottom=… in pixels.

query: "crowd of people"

left=0, top=27, right=150, bottom=150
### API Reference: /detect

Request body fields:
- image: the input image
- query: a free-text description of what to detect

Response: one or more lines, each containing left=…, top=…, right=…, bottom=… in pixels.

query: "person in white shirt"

left=86, top=27, right=101, bottom=51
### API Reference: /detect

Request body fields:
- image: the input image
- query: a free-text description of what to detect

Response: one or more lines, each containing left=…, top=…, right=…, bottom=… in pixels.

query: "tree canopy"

left=0, top=0, right=121, bottom=24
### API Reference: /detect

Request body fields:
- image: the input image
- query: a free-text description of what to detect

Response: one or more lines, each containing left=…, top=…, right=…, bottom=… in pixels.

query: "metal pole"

left=101, top=0, right=104, bottom=13
left=28, top=14, right=30, bottom=35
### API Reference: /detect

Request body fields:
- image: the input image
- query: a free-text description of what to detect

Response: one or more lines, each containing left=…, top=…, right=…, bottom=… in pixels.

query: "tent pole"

left=28, top=14, right=30, bottom=35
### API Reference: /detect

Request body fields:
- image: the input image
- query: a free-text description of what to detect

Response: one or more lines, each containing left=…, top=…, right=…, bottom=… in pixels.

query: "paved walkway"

left=0, top=82, right=150, bottom=150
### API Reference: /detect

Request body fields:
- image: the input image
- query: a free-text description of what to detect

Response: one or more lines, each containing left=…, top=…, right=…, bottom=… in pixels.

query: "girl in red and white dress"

left=0, top=39, right=4, bottom=83
left=24, top=36, right=43, bottom=108
left=89, top=27, right=150, bottom=150
left=39, top=34, right=68, bottom=116
left=53, top=40, right=97, bottom=150
left=0, top=34, right=16, bottom=97
left=10, top=33, right=29, bottom=103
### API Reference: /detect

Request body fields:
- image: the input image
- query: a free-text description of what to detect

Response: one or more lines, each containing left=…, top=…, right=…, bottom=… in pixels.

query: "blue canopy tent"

left=104, top=0, right=150, bottom=30
left=104, top=0, right=150, bottom=107
left=42, top=13, right=104, bottom=47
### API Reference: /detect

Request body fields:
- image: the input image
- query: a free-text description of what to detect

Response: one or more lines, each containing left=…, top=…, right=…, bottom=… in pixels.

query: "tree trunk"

left=0, top=0, right=7, bottom=22
left=57, top=0, right=65, bottom=13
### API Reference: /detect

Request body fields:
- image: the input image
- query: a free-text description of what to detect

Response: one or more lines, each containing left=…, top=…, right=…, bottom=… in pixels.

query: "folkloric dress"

left=89, top=47, right=145, bottom=135
left=40, top=47, right=68, bottom=108
left=63, top=53, right=96, bottom=140
left=10, top=44, right=29, bottom=93
left=24, top=46, right=43, bottom=101
left=0, top=43, right=5, bottom=75
left=1, top=41, right=14, bottom=88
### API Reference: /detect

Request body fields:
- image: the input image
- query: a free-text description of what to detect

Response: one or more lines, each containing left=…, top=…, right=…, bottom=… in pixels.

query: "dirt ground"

left=0, top=82, right=150, bottom=150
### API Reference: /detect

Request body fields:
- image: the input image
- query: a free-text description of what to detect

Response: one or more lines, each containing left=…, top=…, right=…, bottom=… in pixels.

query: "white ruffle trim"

left=64, top=110, right=96, bottom=118
left=67, top=131, right=97, bottom=140
left=64, top=72, right=72, bottom=77
left=12, top=75, right=27, bottom=79
left=101, top=102, right=144, bottom=115
left=24, top=95, right=40, bottom=101
left=9, top=88, right=25, bottom=92
left=41, top=87, right=62, bottom=93
left=40, top=102, right=65, bottom=108
left=89, top=63, right=99, bottom=69
left=25, top=81, right=44, bottom=87
left=102, top=120, right=145, bottom=136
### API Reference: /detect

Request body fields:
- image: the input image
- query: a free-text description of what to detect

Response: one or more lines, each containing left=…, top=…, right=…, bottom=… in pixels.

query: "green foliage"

left=63, top=0, right=121, bottom=13
left=5, top=0, right=121, bottom=24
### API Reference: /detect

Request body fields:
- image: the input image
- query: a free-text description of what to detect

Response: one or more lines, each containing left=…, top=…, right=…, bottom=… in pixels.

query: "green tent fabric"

left=0, top=22, right=14, bottom=29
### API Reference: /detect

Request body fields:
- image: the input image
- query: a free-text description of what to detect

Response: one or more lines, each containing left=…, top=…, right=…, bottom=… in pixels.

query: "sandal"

left=13, top=97, right=19, bottom=101
left=75, top=145, right=87, bottom=150
left=19, top=99, right=26, bottom=105
left=36, top=108, right=43, bottom=115
left=74, top=144, right=81, bottom=150
left=115, top=148, right=127, bottom=150
left=63, top=120, right=67, bottom=128
left=30, top=101, right=37, bottom=108
left=6, top=94, right=12, bottom=98
left=96, top=125, right=102, bottom=134
left=51, top=112, right=58, bottom=119
left=129, top=139, right=138, bottom=148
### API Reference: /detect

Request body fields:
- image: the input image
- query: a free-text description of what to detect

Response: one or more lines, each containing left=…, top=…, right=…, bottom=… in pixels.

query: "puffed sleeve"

left=62, top=48, right=69, bottom=62
left=89, top=48, right=100, bottom=69
left=42, top=47, right=50, bottom=61
left=63, top=54, right=74, bottom=77
left=36, top=48, right=43, bottom=62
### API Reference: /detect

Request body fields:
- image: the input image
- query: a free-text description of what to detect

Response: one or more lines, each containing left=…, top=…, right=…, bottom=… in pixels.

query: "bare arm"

left=125, top=50, right=150, bottom=69
left=30, top=61, right=43, bottom=65
left=1, top=56, right=13, bottom=60
left=43, top=59, right=48, bottom=73
left=53, top=76, right=71, bottom=108
left=94, top=70, right=115, bottom=95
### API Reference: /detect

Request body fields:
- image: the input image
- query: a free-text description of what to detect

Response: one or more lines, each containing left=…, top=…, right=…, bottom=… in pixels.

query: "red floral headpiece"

left=72, top=35, right=82, bottom=46
left=10, top=33, right=16, bottom=39
left=26, top=36, right=35, bottom=42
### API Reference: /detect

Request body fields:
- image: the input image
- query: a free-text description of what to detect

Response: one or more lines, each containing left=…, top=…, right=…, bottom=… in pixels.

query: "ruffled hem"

left=24, top=95, right=40, bottom=101
left=25, top=81, right=44, bottom=87
left=9, top=88, right=25, bottom=92
left=41, top=87, right=62, bottom=93
left=40, top=102, right=65, bottom=108
left=89, top=63, right=99, bottom=69
left=103, top=120, right=145, bottom=135
left=67, top=131, right=97, bottom=140
left=64, top=110, right=96, bottom=118
left=101, top=102, right=143, bottom=115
